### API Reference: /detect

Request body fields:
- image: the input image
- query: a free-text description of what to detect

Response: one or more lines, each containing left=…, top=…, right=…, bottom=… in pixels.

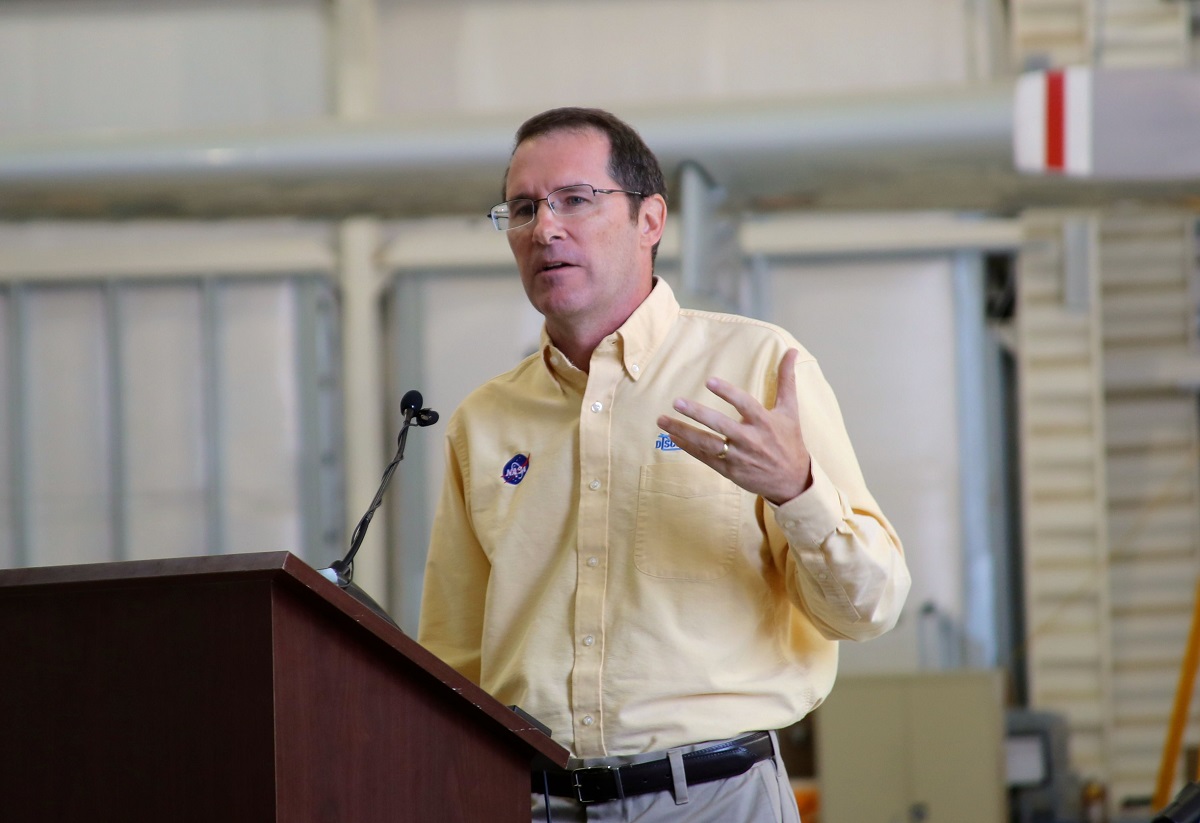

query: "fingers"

left=656, top=348, right=809, bottom=501
left=663, top=348, right=802, bottom=438
left=699, top=348, right=800, bottom=423
left=655, top=414, right=729, bottom=465
left=699, top=380, right=755, bottom=427
left=669, top=395, right=734, bottom=438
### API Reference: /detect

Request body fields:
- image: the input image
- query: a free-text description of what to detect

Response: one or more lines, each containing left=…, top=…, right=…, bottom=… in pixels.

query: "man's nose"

left=530, top=201, right=564, bottom=241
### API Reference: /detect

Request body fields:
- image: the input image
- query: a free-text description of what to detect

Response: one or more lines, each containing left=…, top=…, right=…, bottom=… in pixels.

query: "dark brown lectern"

left=0, top=551, right=568, bottom=822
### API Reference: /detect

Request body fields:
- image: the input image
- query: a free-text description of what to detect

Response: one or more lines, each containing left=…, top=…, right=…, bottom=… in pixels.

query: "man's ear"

left=639, top=194, right=667, bottom=249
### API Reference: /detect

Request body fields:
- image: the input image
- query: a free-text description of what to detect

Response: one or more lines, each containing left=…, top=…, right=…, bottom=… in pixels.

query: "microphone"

left=400, top=389, right=423, bottom=423
left=403, top=388, right=438, bottom=428
left=318, top=388, right=440, bottom=626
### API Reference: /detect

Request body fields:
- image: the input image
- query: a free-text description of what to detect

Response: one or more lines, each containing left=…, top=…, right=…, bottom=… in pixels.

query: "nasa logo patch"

left=502, top=454, right=530, bottom=486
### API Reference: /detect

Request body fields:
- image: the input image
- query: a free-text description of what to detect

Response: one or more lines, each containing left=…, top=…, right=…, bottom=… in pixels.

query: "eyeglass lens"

left=493, top=185, right=598, bottom=231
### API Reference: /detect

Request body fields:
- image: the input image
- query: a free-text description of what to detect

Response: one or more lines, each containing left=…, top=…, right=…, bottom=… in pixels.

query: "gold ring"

left=717, top=440, right=730, bottom=459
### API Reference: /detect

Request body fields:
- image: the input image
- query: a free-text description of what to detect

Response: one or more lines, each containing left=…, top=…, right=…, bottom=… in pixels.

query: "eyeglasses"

left=488, top=184, right=644, bottom=231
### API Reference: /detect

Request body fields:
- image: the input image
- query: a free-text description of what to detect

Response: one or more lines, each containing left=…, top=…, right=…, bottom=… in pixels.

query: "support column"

left=338, top=218, right=387, bottom=601
left=677, top=161, right=742, bottom=313
left=330, top=0, right=388, bottom=602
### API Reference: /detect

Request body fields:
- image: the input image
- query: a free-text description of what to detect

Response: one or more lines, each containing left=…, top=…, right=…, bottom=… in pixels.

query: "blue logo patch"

left=502, top=454, right=530, bottom=486
left=655, top=433, right=681, bottom=452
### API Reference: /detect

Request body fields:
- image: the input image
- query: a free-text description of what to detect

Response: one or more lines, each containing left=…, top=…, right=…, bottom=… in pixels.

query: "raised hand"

left=655, top=348, right=813, bottom=505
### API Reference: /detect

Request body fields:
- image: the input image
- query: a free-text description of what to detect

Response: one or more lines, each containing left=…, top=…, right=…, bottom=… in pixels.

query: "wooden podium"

left=0, top=551, right=568, bottom=822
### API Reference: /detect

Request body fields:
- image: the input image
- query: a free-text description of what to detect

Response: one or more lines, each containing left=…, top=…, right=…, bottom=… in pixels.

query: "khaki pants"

left=531, top=732, right=803, bottom=823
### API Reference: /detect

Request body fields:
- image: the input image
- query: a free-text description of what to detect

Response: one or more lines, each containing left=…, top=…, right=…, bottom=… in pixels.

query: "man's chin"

left=536, top=296, right=589, bottom=323
left=528, top=278, right=586, bottom=315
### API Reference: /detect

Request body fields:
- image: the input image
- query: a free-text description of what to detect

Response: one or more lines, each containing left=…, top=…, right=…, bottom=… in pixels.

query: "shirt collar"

left=540, top=336, right=587, bottom=394
left=613, top=276, right=678, bottom=382
left=538, top=276, right=681, bottom=388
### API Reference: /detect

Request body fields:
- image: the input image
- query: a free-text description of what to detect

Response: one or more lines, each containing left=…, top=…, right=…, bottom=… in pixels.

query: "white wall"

left=0, top=0, right=327, bottom=137
left=767, top=256, right=964, bottom=672
left=378, top=0, right=992, bottom=117
left=0, top=221, right=340, bottom=568
left=0, top=0, right=989, bottom=140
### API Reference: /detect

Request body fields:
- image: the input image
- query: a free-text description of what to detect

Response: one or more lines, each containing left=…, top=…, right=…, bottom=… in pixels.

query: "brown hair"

left=504, top=107, right=666, bottom=260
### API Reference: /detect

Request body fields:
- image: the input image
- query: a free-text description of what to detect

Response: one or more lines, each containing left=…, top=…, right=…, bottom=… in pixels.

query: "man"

left=418, top=107, right=910, bottom=822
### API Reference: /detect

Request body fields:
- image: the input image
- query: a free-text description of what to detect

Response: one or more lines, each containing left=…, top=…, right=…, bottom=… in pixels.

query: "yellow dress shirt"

left=418, top=278, right=910, bottom=758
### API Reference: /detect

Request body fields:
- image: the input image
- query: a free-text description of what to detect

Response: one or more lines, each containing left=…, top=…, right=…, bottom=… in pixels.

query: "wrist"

left=766, top=462, right=813, bottom=506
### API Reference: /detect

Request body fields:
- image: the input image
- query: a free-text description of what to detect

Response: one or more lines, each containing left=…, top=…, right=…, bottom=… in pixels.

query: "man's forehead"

left=503, top=127, right=611, bottom=196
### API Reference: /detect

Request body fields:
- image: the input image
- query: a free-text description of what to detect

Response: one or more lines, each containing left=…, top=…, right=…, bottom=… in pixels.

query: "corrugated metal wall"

left=1017, top=209, right=1200, bottom=805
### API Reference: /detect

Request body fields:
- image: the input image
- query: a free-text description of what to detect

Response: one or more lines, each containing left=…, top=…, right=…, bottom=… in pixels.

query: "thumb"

left=771, top=348, right=800, bottom=412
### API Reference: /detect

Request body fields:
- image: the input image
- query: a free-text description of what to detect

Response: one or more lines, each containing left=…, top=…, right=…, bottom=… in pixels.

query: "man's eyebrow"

left=506, top=182, right=589, bottom=200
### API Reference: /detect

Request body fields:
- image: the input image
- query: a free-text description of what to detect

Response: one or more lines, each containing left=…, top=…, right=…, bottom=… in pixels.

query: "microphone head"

left=400, top=389, right=423, bottom=415
left=417, top=408, right=440, bottom=427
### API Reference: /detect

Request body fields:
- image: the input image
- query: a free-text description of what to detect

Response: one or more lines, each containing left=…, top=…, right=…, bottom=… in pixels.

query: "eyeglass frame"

left=488, top=183, right=645, bottom=232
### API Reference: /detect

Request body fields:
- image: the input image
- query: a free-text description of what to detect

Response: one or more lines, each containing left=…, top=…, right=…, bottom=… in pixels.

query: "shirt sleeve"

left=766, top=355, right=911, bottom=642
left=417, top=426, right=490, bottom=684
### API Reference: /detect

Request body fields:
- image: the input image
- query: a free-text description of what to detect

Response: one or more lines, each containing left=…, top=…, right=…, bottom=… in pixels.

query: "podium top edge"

left=0, top=550, right=296, bottom=588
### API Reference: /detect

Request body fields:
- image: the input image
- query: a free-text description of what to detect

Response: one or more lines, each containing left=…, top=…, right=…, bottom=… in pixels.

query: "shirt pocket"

left=633, top=463, right=740, bottom=581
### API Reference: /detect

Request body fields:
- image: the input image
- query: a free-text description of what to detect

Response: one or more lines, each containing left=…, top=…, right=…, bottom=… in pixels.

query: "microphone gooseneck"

left=321, top=389, right=439, bottom=602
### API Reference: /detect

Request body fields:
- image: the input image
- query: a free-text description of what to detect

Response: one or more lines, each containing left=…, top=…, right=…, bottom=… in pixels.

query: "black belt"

left=533, top=732, right=775, bottom=805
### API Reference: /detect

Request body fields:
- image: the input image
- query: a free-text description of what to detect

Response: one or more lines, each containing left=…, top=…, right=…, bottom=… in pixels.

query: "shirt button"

left=589, top=479, right=601, bottom=491
left=583, top=635, right=595, bottom=646
left=549, top=355, right=558, bottom=366
left=586, top=556, right=599, bottom=567
left=590, top=401, right=603, bottom=413
left=631, top=364, right=640, bottom=374
left=818, top=572, right=829, bottom=581
left=582, top=715, right=595, bottom=726
left=784, top=520, right=798, bottom=529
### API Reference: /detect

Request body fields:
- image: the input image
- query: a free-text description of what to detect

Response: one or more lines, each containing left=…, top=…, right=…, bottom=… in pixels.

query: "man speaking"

left=418, top=107, right=911, bottom=822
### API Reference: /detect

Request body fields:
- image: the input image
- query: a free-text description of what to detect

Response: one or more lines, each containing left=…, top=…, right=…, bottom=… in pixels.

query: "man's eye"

left=511, top=201, right=535, bottom=219
left=558, top=194, right=592, bottom=211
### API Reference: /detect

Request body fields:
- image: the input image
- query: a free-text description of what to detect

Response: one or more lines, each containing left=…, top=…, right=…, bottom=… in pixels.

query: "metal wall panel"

left=0, top=275, right=341, bottom=570
left=1017, top=211, right=1115, bottom=789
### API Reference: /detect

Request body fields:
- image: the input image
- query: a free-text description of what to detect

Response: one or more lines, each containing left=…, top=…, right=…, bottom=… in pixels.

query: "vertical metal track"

left=293, top=275, right=323, bottom=563
left=6, top=285, right=30, bottom=567
left=953, top=252, right=995, bottom=667
left=200, top=277, right=225, bottom=554
left=104, top=280, right=128, bottom=561
left=747, top=253, right=771, bottom=323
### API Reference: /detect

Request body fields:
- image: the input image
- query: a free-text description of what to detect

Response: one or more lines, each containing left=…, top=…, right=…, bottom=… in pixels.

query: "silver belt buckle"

left=571, top=765, right=625, bottom=804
